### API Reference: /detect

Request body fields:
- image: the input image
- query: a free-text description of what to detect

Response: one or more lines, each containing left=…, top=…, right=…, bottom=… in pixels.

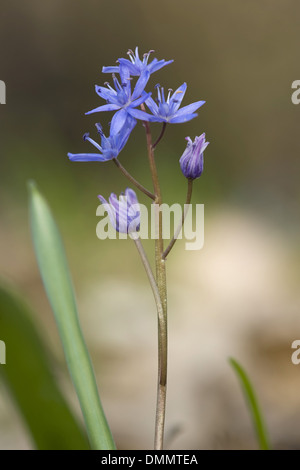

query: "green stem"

left=141, top=110, right=168, bottom=450
left=141, top=104, right=161, bottom=199
left=133, top=238, right=164, bottom=329
left=113, top=158, right=155, bottom=200
left=162, top=178, right=193, bottom=260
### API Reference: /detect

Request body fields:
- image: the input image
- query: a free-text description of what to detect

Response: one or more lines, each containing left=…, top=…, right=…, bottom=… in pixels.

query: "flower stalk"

left=162, top=178, right=193, bottom=260
left=141, top=109, right=168, bottom=450
left=112, top=158, right=155, bottom=200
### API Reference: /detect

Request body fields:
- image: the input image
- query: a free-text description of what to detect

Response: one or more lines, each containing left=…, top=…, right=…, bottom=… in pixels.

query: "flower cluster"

left=68, top=47, right=209, bottom=231
left=68, top=47, right=206, bottom=163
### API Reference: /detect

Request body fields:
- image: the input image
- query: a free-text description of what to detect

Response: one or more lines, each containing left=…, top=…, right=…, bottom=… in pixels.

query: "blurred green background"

left=1, top=0, right=300, bottom=449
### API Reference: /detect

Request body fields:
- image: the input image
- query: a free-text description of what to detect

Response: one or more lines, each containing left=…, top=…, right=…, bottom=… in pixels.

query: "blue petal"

left=110, top=195, right=130, bottom=232
left=130, top=92, right=151, bottom=108
left=85, top=103, right=120, bottom=115
left=68, top=152, right=108, bottom=162
left=147, top=57, right=158, bottom=69
left=144, top=96, right=159, bottom=115
left=125, top=188, right=139, bottom=206
left=95, top=85, right=117, bottom=100
left=98, top=195, right=108, bottom=206
left=108, top=193, right=119, bottom=211
left=127, top=108, right=160, bottom=122
left=117, top=116, right=137, bottom=151
left=170, top=83, right=187, bottom=113
left=169, top=113, right=198, bottom=124
left=118, top=58, right=139, bottom=76
left=98, top=195, right=117, bottom=230
left=131, top=70, right=150, bottom=101
left=119, top=63, right=131, bottom=94
left=149, top=59, right=174, bottom=74
left=110, top=108, right=128, bottom=135
left=102, top=66, right=120, bottom=74
left=172, top=101, right=205, bottom=118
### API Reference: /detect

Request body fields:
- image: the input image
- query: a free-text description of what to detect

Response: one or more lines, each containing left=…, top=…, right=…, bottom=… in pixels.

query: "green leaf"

left=229, top=357, right=271, bottom=450
left=0, top=284, right=89, bottom=449
left=28, top=181, right=116, bottom=450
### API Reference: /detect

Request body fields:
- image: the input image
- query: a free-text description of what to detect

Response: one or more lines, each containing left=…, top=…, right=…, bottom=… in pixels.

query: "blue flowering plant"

left=28, top=47, right=208, bottom=451
left=67, top=47, right=209, bottom=450
left=27, top=46, right=274, bottom=451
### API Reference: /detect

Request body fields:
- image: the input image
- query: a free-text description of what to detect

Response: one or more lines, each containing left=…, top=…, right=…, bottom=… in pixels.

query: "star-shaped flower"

left=128, top=83, right=205, bottom=124
left=86, top=65, right=150, bottom=135
left=102, top=47, right=173, bottom=77
left=68, top=117, right=136, bottom=162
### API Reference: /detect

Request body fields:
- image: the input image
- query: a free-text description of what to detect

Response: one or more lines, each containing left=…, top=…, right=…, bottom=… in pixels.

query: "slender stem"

left=133, top=238, right=164, bottom=335
left=162, top=179, right=193, bottom=260
left=141, top=108, right=168, bottom=450
left=134, top=238, right=167, bottom=451
left=152, top=122, right=167, bottom=150
left=141, top=104, right=161, bottom=198
left=113, top=158, right=155, bottom=200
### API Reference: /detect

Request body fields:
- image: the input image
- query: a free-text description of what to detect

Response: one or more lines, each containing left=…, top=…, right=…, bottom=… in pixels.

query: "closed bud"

left=179, top=133, right=209, bottom=180
left=98, top=188, right=140, bottom=234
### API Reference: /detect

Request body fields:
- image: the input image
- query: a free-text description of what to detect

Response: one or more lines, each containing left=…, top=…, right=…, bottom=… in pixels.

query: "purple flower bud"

left=179, top=133, right=209, bottom=180
left=98, top=188, right=140, bottom=234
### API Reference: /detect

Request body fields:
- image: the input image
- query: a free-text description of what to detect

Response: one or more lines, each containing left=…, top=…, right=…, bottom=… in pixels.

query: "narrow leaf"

left=229, top=357, right=271, bottom=450
left=28, top=181, right=115, bottom=450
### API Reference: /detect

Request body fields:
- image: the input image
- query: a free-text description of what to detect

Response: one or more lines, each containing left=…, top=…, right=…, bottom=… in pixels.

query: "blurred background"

left=1, top=0, right=300, bottom=449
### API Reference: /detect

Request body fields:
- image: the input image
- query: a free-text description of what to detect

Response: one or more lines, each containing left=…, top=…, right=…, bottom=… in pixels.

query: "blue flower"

left=98, top=188, right=140, bottom=234
left=102, top=47, right=173, bottom=77
left=68, top=117, right=136, bottom=162
left=179, top=133, right=209, bottom=179
left=128, top=83, right=205, bottom=124
left=85, top=64, right=151, bottom=135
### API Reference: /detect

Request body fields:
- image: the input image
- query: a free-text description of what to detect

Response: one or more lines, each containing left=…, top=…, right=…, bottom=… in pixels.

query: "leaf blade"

left=28, top=182, right=115, bottom=450
left=230, top=357, right=271, bottom=450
